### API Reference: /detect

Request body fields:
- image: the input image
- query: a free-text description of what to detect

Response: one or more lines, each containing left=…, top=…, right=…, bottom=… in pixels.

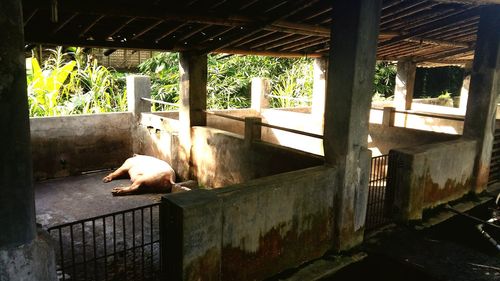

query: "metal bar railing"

left=203, top=110, right=323, bottom=140
left=266, top=94, right=312, bottom=103
left=393, top=110, right=464, bottom=121
left=255, top=121, right=323, bottom=139
left=48, top=203, right=161, bottom=281
left=141, top=97, right=180, bottom=107
left=366, top=154, right=391, bottom=230
left=203, top=110, right=246, bottom=122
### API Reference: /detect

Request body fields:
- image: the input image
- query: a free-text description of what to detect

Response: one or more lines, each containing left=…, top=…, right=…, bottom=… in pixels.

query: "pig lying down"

left=103, top=154, right=176, bottom=196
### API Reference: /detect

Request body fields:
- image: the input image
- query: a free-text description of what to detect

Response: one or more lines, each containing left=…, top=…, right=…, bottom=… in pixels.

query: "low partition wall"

left=369, top=123, right=459, bottom=156
left=191, top=126, right=324, bottom=188
left=31, top=112, right=134, bottom=181
left=388, top=138, right=477, bottom=221
left=135, top=112, right=180, bottom=165
left=161, top=165, right=335, bottom=281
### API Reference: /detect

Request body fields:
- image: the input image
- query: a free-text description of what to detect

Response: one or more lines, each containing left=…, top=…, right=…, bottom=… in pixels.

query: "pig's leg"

left=111, top=178, right=143, bottom=196
left=103, top=159, right=132, bottom=183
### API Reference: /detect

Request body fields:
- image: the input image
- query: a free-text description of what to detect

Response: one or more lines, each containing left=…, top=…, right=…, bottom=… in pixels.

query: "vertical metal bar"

left=82, top=222, right=87, bottom=281
left=93, top=220, right=98, bottom=280
left=132, top=210, right=136, bottom=279
left=103, top=217, right=108, bottom=281
left=70, top=225, right=76, bottom=279
left=113, top=214, right=117, bottom=278
left=58, top=228, right=66, bottom=281
left=141, top=207, right=145, bottom=280
left=150, top=205, right=154, bottom=277
left=123, top=212, right=127, bottom=279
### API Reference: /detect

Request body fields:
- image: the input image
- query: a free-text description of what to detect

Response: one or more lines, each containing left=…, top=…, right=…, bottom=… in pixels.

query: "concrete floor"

left=35, top=171, right=164, bottom=228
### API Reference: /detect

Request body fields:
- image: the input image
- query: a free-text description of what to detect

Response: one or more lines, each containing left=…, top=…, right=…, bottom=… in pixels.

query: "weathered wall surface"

left=134, top=113, right=180, bottom=165
left=389, top=139, right=477, bottom=221
left=368, top=123, right=459, bottom=156
left=191, top=127, right=324, bottom=188
left=161, top=166, right=335, bottom=281
left=30, top=113, right=134, bottom=181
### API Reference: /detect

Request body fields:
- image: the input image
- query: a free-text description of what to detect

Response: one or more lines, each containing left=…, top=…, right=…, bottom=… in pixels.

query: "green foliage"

left=27, top=47, right=126, bottom=116
left=138, top=52, right=179, bottom=111
left=373, top=61, right=397, bottom=99
left=269, top=61, right=313, bottom=108
left=139, top=53, right=313, bottom=110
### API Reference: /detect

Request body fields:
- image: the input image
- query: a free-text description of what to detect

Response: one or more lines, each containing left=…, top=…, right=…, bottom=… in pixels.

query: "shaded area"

left=332, top=202, right=500, bottom=281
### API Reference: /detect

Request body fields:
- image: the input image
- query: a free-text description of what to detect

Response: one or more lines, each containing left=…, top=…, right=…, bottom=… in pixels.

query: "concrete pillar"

left=127, top=75, right=151, bottom=119
left=382, top=107, right=396, bottom=127
left=459, top=62, right=473, bottom=113
left=463, top=6, right=500, bottom=193
left=312, top=57, right=327, bottom=119
left=394, top=60, right=416, bottom=111
left=323, top=0, right=382, bottom=251
left=251, top=77, right=270, bottom=112
left=244, top=117, right=262, bottom=146
left=0, top=0, right=56, bottom=280
left=178, top=52, right=207, bottom=180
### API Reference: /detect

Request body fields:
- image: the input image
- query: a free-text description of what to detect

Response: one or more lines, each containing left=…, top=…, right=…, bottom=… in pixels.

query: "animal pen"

left=2, top=0, right=500, bottom=281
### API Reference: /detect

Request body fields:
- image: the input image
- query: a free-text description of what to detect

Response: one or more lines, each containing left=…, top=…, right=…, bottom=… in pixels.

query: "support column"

left=251, top=77, right=270, bottom=113
left=459, top=62, right=472, bottom=113
left=394, top=60, right=416, bottom=111
left=0, top=0, right=56, bottom=280
left=312, top=57, right=327, bottom=120
left=127, top=75, right=151, bottom=119
left=463, top=6, right=500, bottom=193
left=178, top=52, right=207, bottom=180
left=323, top=0, right=382, bottom=251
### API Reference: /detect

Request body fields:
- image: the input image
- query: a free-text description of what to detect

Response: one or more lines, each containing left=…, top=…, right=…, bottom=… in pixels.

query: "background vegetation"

left=29, top=47, right=460, bottom=117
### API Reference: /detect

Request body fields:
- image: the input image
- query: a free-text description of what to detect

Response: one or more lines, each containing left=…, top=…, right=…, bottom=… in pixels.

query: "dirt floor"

left=35, top=171, right=164, bottom=228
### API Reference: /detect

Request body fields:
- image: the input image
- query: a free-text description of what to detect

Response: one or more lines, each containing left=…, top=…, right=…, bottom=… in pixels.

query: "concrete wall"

left=389, top=139, right=477, bottom=221
left=162, top=166, right=335, bottom=281
left=191, top=127, right=324, bottom=188
left=30, top=113, right=134, bottom=181
left=368, top=123, right=459, bottom=156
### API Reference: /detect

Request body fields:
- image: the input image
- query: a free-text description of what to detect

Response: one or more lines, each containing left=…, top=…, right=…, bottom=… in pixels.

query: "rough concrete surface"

left=35, top=171, right=163, bottom=227
left=0, top=229, right=57, bottom=281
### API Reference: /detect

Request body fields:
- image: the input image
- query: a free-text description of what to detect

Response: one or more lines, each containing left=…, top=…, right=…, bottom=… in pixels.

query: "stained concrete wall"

left=191, top=127, right=324, bottom=188
left=162, top=166, right=335, bottom=280
left=30, top=113, right=134, bottom=181
left=368, top=123, right=459, bottom=156
left=389, top=139, right=477, bottom=221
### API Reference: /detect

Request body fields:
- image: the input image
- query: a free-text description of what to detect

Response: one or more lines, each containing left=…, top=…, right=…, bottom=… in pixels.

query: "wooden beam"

left=379, top=7, right=480, bottom=47
left=415, top=46, right=475, bottom=62
left=131, top=20, right=163, bottom=40
left=434, top=0, right=500, bottom=4
left=52, top=13, right=78, bottom=34
left=79, top=15, right=104, bottom=38
left=215, top=49, right=321, bottom=58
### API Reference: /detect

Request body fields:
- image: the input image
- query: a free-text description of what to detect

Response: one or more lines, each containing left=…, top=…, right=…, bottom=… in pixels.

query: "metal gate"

left=366, top=154, right=393, bottom=230
left=489, top=126, right=500, bottom=185
left=48, top=203, right=161, bottom=281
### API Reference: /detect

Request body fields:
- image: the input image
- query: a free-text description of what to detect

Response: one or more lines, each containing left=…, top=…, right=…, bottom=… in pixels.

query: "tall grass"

left=27, top=47, right=126, bottom=117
